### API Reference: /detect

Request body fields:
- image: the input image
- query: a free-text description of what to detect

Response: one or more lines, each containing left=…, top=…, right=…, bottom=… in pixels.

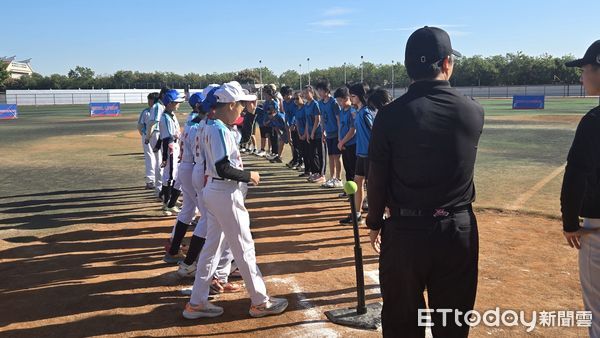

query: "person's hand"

left=563, top=228, right=599, bottom=249
left=310, top=132, right=315, bottom=140
left=250, top=171, right=260, bottom=186
left=337, top=141, right=345, bottom=151
left=160, top=161, right=167, bottom=168
left=370, top=229, right=381, bottom=254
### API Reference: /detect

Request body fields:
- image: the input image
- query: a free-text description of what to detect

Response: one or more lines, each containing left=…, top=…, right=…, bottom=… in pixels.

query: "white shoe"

left=332, top=178, right=344, bottom=188
left=256, top=150, right=266, bottom=157
left=168, top=206, right=181, bottom=214
left=265, top=153, right=276, bottom=160
left=177, top=261, right=197, bottom=278
left=249, top=297, right=288, bottom=318
left=321, top=179, right=333, bottom=188
left=183, top=302, right=224, bottom=319
left=180, top=287, right=193, bottom=296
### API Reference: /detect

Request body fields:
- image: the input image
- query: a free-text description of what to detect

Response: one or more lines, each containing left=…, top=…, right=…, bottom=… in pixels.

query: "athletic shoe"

left=183, top=302, right=224, bottom=319
left=298, top=172, right=310, bottom=178
left=321, top=179, right=334, bottom=188
left=339, top=213, right=365, bottom=226
left=306, top=173, right=317, bottom=182
left=285, top=161, right=295, bottom=168
left=168, top=206, right=181, bottom=214
left=256, top=150, right=266, bottom=157
left=163, top=209, right=173, bottom=216
left=145, top=182, right=155, bottom=190
left=249, top=297, right=289, bottom=318
left=177, top=261, right=197, bottom=278
left=162, top=204, right=168, bottom=211
left=240, top=147, right=247, bottom=153
left=291, top=162, right=301, bottom=170
left=338, top=192, right=348, bottom=198
left=209, top=278, right=244, bottom=295
left=362, top=199, right=369, bottom=213
left=180, top=287, right=193, bottom=296
left=311, top=175, right=326, bottom=184
left=265, top=153, right=277, bottom=161
left=332, top=178, right=344, bottom=188
left=297, top=166, right=305, bottom=172
left=163, top=252, right=184, bottom=264
left=270, top=156, right=283, bottom=163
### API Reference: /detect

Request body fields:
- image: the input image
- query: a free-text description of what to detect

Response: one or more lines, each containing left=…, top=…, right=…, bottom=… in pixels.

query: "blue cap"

left=202, top=87, right=219, bottom=112
left=162, top=89, right=185, bottom=106
left=188, top=92, right=205, bottom=108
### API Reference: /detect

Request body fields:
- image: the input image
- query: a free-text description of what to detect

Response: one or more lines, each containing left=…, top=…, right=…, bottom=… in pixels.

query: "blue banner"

left=90, top=102, right=120, bottom=117
left=512, top=95, right=544, bottom=109
left=0, top=104, right=18, bottom=120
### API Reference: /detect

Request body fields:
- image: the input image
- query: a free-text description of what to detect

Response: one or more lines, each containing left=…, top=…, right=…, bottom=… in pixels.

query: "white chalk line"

left=505, top=163, right=566, bottom=211
left=268, top=276, right=340, bottom=338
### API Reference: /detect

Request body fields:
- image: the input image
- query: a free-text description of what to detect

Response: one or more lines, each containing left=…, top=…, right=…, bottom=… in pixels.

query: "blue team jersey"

left=339, top=106, right=357, bottom=146
left=263, top=98, right=279, bottom=114
left=319, top=97, right=340, bottom=139
left=295, top=105, right=306, bottom=135
left=255, top=106, right=267, bottom=127
left=282, top=99, right=296, bottom=126
left=267, top=112, right=286, bottom=130
left=304, top=99, right=322, bottom=137
left=354, top=106, right=374, bottom=157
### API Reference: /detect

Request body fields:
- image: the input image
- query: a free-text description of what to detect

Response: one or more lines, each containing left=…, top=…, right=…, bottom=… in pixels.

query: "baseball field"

left=1, top=97, right=598, bottom=337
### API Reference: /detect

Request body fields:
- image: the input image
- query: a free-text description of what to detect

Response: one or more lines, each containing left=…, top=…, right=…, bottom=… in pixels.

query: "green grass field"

left=1, top=96, right=598, bottom=228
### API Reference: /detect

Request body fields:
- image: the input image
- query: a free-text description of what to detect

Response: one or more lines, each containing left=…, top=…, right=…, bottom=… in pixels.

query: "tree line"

left=1, top=52, right=582, bottom=91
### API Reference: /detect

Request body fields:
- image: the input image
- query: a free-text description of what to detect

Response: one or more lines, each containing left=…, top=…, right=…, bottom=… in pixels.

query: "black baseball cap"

left=405, top=26, right=462, bottom=69
left=565, top=40, right=600, bottom=68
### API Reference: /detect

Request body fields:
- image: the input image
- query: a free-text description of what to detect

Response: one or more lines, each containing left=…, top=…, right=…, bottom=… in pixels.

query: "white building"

left=1, top=56, right=34, bottom=79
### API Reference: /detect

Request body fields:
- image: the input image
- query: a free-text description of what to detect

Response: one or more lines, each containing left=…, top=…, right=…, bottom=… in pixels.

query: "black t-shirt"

left=560, top=105, right=600, bottom=232
left=366, top=80, right=484, bottom=229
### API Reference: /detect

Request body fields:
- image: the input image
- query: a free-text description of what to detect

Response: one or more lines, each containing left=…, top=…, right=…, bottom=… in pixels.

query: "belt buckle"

left=433, top=208, right=450, bottom=218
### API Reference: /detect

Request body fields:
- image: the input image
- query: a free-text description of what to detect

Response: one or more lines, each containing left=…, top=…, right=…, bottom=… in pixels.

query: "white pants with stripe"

left=190, top=180, right=268, bottom=306
left=144, top=134, right=162, bottom=188
left=162, top=142, right=180, bottom=187
left=580, top=218, right=600, bottom=338
left=190, top=165, right=233, bottom=280
left=176, top=162, right=198, bottom=225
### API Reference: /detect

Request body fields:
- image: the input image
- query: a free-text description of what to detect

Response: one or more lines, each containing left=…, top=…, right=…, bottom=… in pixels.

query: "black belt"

left=392, top=204, right=472, bottom=218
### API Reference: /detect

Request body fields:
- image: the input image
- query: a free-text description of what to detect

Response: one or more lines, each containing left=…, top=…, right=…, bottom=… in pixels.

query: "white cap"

left=202, top=84, right=220, bottom=98
left=214, top=81, right=257, bottom=103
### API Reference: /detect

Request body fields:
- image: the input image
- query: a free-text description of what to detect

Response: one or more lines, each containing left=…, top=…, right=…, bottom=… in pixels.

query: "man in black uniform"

left=366, top=26, right=484, bottom=338
left=561, top=40, right=600, bottom=338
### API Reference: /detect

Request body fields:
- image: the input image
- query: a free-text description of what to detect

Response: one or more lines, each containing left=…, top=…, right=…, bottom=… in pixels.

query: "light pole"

left=360, top=56, right=364, bottom=82
left=259, top=60, right=263, bottom=100
left=307, top=57, right=311, bottom=86
left=299, top=64, right=302, bottom=89
left=343, top=62, right=347, bottom=84
left=391, top=60, right=395, bottom=99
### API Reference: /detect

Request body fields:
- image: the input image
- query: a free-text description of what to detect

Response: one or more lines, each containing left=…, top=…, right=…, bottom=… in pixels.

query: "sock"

left=168, top=220, right=189, bottom=256
left=184, top=236, right=206, bottom=266
left=168, top=188, right=181, bottom=208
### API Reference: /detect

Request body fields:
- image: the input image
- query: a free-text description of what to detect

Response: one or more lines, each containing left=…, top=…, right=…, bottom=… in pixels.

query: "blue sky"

left=2, top=0, right=597, bottom=76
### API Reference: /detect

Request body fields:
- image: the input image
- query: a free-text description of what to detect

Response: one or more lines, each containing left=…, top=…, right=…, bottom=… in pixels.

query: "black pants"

left=291, top=130, right=302, bottom=164
left=269, top=131, right=279, bottom=154
left=299, top=139, right=310, bottom=174
left=380, top=209, right=479, bottom=338
left=341, top=144, right=357, bottom=182
left=307, top=137, right=324, bottom=175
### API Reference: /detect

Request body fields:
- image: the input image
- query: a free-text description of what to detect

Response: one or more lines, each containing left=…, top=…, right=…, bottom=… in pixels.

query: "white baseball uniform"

left=176, top=119, right=200, bottom=225
left=190, top=118, right=267, bottom=306
left=159, top=111, right=181, bottom=187
left=146, top=101, right=165, bottom=189
left=190, top=118, right=234, bottom=278
left=138, top=107, right=161, bottom=185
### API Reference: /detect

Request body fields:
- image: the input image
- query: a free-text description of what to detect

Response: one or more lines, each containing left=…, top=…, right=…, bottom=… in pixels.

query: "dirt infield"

left=0, top=106, right=592, bottom=337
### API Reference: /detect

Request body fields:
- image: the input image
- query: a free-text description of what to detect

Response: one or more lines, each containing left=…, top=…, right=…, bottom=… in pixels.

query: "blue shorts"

left=326, top=137, right=342, bottom=155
